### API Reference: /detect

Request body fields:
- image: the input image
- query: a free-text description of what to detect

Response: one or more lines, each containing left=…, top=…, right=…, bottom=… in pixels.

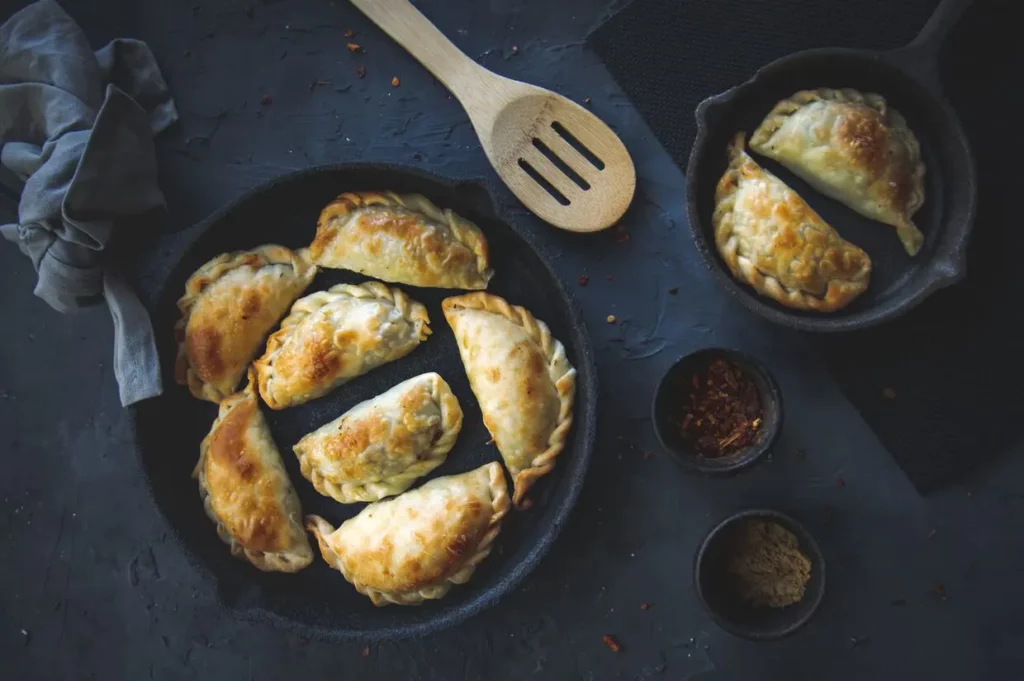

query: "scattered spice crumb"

left=391, top=76, right=401, bottom=87
left=836, top=476, right=846, bottom=487
left=640, top=602, right=650, bottom=610
left=668, top=287, right=679, bottom=295
left=606, top=314, right=617, bottom=324
left=356, top=65, right=366, bottom=78
left=584, top=96, right=592, bottom=105
left=260, top=94, right=273, bottom=106
left=606, top=274, right=614, bottom=281
left=183, top=49, right=191, bottom=57
left=933, top=582, right=946, bottom=597
left=578, top=274, right=589, bottom=286
left=927, top=528, right=937, bottom=539
left=361, top=645, right=370, bottom=658
left=347, top=42, right=363, bottom=52
left=882, top=387, right=897, bottom=399
left=967, top=491, right=973, bottom=498
left=602, top=635, right=622, bottom=653
left=297, top=635, right=309, bottom=646
left=511, top=44, right=519, bottom=54
left=344, top=28, right=355, bottom=37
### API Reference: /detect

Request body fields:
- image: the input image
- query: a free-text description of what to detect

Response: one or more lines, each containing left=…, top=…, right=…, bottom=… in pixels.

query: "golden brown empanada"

left=714, top=133, right=872, bottom=312
left=293, top=372, right=463, bottom=503
left=175, top=245, right=317, bottom=403
left=749, top=88, right=925, bottom=255
left=254, top=282, right=430, bottom=410
left=194, top=370, right=313, bottom=572
left=305, top=462, right=509, bottom=606
left=442, top=293, right=575, bottom=508
left=309, top=191, right=493, bottom=289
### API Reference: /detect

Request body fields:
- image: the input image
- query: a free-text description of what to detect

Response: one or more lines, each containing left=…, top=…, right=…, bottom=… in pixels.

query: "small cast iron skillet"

left=128, top=165, right=597, bottom=641
left=685, top=0, right=976, bottom=332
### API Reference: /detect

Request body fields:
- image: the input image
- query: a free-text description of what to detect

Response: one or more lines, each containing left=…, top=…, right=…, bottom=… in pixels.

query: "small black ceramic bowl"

left=694, top=509, right=826, bottom=640
left=651, top=348, right=782, bottom=474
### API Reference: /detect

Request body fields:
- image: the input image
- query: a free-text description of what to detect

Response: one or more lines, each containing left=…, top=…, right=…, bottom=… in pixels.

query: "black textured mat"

left=589, top=0, right=1023, bottom=492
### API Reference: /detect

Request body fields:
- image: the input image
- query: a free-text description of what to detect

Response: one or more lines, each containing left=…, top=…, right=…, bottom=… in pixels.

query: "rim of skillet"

left=127, top=163, right=599, bottom=641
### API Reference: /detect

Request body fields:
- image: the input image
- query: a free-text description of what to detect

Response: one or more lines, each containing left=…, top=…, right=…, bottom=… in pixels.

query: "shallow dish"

left=129, top=165, right=597, bottom=640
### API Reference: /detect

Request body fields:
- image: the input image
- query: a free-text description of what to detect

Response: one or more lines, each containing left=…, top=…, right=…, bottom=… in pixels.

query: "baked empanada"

left=194, top=370, right=313, bottom=572
left=309, top=191, right=493, bottom=289
left=749, top=88, right=925, bottom=255
left=254, top=282, right=430, bottom=410
left=175, top=245, right=317, bottom=403
left=305, top=462, right=509, bottom=606
left=714, top=133, right=872, bottom=312
left=442, top=293, right=576, bottom=508
left=293, top=373, right=463, bottom=503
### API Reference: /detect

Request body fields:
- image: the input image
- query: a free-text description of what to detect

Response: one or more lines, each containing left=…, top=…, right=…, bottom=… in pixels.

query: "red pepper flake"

left=356, top=65, right=366, bottom=79
left=640, top=602, right=651, bottom=610
left=578, top=274, right=589, bottom=287
left=511, top=44, right=519, bottom=54
left=361, top=645, right=370, bottom=658
left=606, top=274, right=614, bottom=281
left=837, top=476, right=846, bottom=487
left=967, top=491, right=973, bottom=498
left=679, top=358, right=763, bottom=457
left=347, top=42, right=363, bottom=53
left=260, top=94, right=273, bottom=106
left=882, top=387, right=897, bottom=399
left=933, top=582, right=946, bottom=597
left=344, top=29, right=355, bottom=38
left=391, top=76, right=401, bottom=87
left=602, top=635, right=621, bottom=653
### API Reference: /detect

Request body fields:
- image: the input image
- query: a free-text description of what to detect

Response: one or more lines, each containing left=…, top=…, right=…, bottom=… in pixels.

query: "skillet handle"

left=887, top=0, right=974, bottom=93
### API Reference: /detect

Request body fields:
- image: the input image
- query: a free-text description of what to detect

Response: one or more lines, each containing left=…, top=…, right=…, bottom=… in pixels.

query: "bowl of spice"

left=651, top=348, right=781, bottom=473
left=694, top=509, right=825, bottom=640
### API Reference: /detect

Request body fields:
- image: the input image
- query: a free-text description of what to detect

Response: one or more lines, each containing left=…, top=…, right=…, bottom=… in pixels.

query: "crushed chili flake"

left=640, top=602, right=651, bottom=610
left=260, top=94, right=273, bottom=106
left=933, top=582, right=946, bottom=597
left=606, top=274, right=614, bottom=281
left=344, top=28, right=355, bottom=38
left=356, top=65, right=366, bottom=78
left=361, top=645, right=370, bottom=658
left=602, top=635, right=622, bottom=652
left=836, top=476, right=846, bottom=487
left=391, top=76, right=401, bottom=87
left=578, top=274, right=589, bottom=286
left=679, top=358, right=762, bottom=457
left=347, top=42, right=363, bottom=52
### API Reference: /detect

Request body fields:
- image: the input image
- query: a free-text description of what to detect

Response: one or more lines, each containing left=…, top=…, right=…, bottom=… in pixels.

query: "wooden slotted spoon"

left=350, top=0, right=636, bottom=232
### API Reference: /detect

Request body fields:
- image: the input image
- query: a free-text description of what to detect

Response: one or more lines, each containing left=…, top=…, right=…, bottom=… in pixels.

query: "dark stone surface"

left=1, top=0, right=1022, bottom=679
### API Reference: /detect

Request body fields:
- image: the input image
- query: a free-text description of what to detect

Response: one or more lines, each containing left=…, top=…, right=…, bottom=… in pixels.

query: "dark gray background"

left=2, top=0, right=1022, bottom=679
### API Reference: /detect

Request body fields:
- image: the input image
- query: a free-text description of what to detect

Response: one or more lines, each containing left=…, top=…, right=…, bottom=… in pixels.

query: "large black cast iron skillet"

left=129, top=165, right=597, bottom=640
left=686, top=0, right=976, bottom=332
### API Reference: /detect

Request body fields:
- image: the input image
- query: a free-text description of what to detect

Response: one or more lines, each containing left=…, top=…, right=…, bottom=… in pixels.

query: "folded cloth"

left=0, top=0, right=178, bottom=405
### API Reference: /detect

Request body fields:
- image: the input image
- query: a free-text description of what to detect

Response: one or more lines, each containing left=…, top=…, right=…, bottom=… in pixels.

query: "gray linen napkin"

left=0, top=0, right=178, bottom=405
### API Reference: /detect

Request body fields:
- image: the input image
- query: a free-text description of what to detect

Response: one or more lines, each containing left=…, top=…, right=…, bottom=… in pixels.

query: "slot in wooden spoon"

left=350, top=0, right=636, bottom=232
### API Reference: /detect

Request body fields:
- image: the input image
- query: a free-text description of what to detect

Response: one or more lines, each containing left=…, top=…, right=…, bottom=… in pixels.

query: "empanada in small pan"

left=750, top=88, right=925, bottom=256
left=194, top=370, right=313, bottom=573
left=310, top=191, right=494, bottom=289
left=293, top=372, right=463, bottom=504
left=254, top=282, right=430, bottom=410
left=175, top=245, right=317, bottom=403
left=306, top=462, right=509, bottom=606
left=714, top=133, right=872, bottom=312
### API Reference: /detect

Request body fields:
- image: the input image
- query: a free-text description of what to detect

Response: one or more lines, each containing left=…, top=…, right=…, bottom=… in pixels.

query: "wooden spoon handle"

left=349, top=0, right=489, bottom=103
